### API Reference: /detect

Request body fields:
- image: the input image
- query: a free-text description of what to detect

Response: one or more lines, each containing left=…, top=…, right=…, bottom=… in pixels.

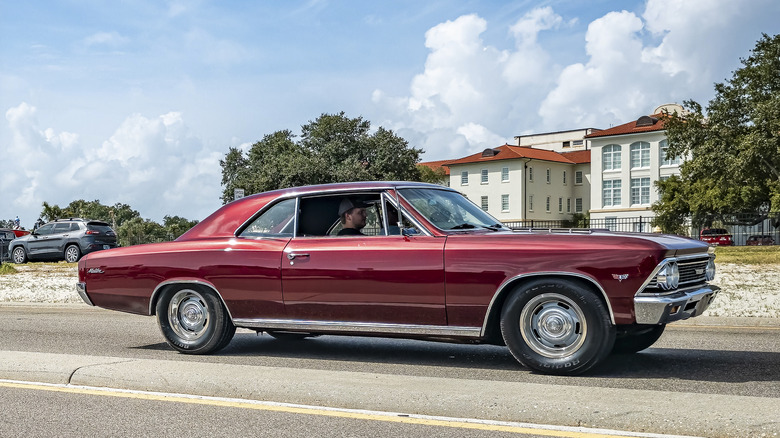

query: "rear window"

left=87, top=223, right=114, bottom=233
left=702, top=228, right=728, bottom=235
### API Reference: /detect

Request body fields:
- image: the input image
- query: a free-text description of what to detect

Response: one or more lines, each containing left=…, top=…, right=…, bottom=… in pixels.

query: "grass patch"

left=0, top=263, right=18, bottom=275
left=714, top=246, right=780, bottom=264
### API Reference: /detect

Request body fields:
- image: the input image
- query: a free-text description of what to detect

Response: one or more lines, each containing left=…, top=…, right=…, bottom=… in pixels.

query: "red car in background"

left=700, top=228, right=734, bottom=246
left=746, top=235, right=774, bottom=246
left=77, top=182, right=719, bottom=375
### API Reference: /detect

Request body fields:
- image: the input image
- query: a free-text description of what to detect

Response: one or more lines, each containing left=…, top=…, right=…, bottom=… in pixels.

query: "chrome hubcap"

left=520, top=293, right=587, bottom=358
left=168, top=289, right=209, bottom=342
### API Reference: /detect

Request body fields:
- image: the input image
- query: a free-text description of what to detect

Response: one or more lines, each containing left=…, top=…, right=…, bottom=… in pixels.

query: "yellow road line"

left=0, top=380, right=690, bottom=438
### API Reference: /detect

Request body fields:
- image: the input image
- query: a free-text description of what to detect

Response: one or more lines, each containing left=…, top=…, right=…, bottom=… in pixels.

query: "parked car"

left=0, top=229, right=20, bottom=261
left=746, top=235, right=774, bottom=246
left=10, top=218, right=117, bottom=263
left=700, top=228, right=734, bottom=246
left=77, top=182, right=719, bottom=375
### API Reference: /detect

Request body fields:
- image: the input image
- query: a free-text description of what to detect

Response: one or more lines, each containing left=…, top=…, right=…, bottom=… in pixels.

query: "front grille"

left=644, top=255, right=711, bottom=292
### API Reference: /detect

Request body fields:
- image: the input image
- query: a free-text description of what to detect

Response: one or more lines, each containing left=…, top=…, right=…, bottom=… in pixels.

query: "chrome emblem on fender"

left=612, top=273, right=628, bottom=282
left=88, top=268, right=105, bottom=274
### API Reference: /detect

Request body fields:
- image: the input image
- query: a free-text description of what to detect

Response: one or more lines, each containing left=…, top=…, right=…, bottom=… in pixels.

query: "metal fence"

left=501, top=216, right=780, bottom=247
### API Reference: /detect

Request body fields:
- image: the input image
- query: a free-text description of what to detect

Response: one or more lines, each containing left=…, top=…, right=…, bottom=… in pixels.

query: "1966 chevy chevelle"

left=77, top=182, right=719, bottom=375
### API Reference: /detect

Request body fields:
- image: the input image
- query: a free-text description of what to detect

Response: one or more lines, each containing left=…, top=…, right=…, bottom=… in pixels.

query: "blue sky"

left=2, top=0, right=779, bottom=226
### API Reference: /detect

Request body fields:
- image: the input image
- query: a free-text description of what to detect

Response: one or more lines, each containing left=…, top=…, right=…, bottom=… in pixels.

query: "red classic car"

left=77, top=182, right=719, bottom=375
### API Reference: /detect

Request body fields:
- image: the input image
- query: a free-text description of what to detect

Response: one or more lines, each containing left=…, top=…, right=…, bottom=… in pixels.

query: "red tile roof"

left=417, top=159, right=451, bottom=175
left=444, top=144, right=590, bottom=167
left=585, top=113, right=667, bottom=138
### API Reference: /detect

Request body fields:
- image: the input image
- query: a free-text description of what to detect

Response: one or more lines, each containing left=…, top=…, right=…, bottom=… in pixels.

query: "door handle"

left=286, top=253, right=309, bottom=260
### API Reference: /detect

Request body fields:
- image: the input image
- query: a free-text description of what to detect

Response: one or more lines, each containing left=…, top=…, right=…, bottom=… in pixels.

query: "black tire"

left=612, top=324, right=666, bottom=354
left=12, top=247, right=27, bottom=264
left=500, top=278, right=615, bottom=376
left=64, top=245, right=81, bottom=263
left=156, top=285, right=236, bottom=354
left=266, top=331, right=320, bottom=341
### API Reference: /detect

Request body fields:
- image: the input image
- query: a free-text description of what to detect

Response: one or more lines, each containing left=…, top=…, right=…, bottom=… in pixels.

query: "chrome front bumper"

left=634, top=285, right=720, bottom=325
left=76, top=282, right=94, bottom=306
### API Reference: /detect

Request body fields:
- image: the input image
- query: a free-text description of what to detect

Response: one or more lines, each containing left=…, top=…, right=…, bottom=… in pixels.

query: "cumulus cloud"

left=373, top=0, right=780, bottom=160
left=1, top=103, right=222, bottom=227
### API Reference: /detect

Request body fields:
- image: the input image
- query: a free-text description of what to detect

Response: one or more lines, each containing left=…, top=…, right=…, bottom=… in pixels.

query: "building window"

left=660, top=140, right=680, bottom=166
left=603, top=179, right=622, bottom=207
left=563, top=141, right=571, bottom=148
left=461, top=171, right=468, bottom=185
left=575, top=198, right=583, bottom=213
left=501, top=194, right=509, bottom=212
left=630, top=141, right=650, bottom=169
left=575, top=170, right=583, bottom=185
left=546, top=196, right=551, bottom=212
left=563, top=170, right=567, bottom=185
left=480, top=196, right=488, bottom=211
left=528, top=167, right=534, bottom=182
left=631, top=177, right=651, bottom=205
left=501, top=167, right=509, bottom=182
left=567, top=198, right=571, bottom=213
left=546, top=168, right=551, bottom=184
left=529, top=195, right=534, bottom=212
left=573, top=140, right=583, bottom=146
left=481, top=169, right=488, bottom=184
left=603, top=144, right=621, bottom=171
left=558, top=197, right=563, bottom=213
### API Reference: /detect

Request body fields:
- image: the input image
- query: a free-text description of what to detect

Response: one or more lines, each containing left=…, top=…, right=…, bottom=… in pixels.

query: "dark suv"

left=9, top=219, right=117, bottom=263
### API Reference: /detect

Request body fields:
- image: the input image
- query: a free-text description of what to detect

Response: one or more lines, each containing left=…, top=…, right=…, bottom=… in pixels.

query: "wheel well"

left=482, top=274, right=613, bottom=342
left=149, top=281, right=232, bottom=320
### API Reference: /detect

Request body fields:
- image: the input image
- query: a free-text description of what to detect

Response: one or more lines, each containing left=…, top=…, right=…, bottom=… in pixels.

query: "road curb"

left=1, top=349, right=777, bottom=437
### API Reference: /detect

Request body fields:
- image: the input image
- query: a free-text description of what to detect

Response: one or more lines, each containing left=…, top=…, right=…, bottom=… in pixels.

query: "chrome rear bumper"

left=76, top=282, right=94, bottom=306
left=634, top=285, right=720, bottom=325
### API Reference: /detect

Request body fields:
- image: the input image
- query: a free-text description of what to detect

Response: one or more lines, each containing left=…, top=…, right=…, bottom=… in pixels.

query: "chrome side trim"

left=149, top=280, right=234, bottom=320
left=75, top=282, right=94, bottom=306
left=232, top=318, right=482, bottom=338
left=481, top=272, right=615, bottom=335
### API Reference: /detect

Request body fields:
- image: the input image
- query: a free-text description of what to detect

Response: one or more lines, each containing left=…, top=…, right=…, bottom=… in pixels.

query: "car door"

left=47, top=222, right=72, bottom=254
left=27, top=224, right=55, bottom=256
left=281, top=192, right=447, bottom=325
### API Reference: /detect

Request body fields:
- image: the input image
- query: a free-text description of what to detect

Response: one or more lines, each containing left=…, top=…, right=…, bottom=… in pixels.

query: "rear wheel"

left=64, top=245, right=81, bottom=263
left=500, top=278, right=615, bottom=375
left=156, top=285, right=235, bottom=354
left=12, top=247, right=27, bottom=264
left=612, top=324, right=665, bottom=354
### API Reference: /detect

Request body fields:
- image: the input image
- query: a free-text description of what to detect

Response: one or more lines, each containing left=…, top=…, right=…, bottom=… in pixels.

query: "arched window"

left=660, top=140, right=680, bottom=166
left=630, top=141, right=650, bottom=168
left=602, top=144, right=621, bottom=171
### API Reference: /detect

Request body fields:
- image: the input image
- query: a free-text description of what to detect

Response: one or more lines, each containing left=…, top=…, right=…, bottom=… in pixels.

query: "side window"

left=36, top=224, right=54, bottom=235
left=382, top=196, right=421, bottom=236
left=70, top=223, right=81, bottom=232
left=53, top=223, right=71, bottom=234
left=240, top=198, right=296, bottom=238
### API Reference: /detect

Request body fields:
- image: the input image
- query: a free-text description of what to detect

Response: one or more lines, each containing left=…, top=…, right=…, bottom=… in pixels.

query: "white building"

left=586, top=104, right=683, bottom=230
left=445, top=129, right=598, bottom=222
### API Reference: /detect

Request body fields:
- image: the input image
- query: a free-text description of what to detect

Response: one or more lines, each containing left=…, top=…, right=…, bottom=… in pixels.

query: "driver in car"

left=337, top=198, right=368, bottom=236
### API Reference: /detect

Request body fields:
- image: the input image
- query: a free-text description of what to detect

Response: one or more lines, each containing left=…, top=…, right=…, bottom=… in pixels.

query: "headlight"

left=656, top=262, right=680, bottom=290
left=705, top=258, right=716, bottom=281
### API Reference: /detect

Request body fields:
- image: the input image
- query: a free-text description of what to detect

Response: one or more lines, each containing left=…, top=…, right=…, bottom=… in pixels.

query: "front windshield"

left=399, top=188, right=506, bottom=231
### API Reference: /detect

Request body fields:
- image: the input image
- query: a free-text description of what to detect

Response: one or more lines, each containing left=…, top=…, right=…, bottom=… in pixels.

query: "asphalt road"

left=1, top=304, right=779, bottom=437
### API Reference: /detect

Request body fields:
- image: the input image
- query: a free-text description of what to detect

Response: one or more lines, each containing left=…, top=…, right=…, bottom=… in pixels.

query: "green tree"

left=116, top=217, right=167, bottom=247
left=163, top=215, right=199, bottom=239
left=220, top=112, right=423, bottom=203
left=417, top=165, right=448, bottom=185
left=39, top=200, right=140, bottom=228
left=655, top=34, right=780, bottom=229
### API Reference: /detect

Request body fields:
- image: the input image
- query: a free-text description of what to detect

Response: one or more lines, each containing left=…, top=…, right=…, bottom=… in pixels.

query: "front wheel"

left=64, top=245, right=81, bottom=263
left=612, top=324, right=665, bottom=354
left=156, top=285, right=236, bottom=354
left=12, top=247, right=27, bottom=264
left=500, top=279, right=615, bottom=375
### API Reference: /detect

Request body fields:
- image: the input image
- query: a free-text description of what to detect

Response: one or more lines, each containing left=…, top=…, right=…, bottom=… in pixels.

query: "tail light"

left=85, top=230, right=100, bottom=235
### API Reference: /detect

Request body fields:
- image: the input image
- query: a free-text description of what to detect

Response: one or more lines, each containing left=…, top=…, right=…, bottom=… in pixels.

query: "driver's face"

left=346, top=207, right=367, bottom=229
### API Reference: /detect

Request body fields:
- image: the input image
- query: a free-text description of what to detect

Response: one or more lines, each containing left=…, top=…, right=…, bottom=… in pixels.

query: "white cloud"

left=1, top=103, right=222, bottom=227
left=84, top=31, right=128, bottom=47
left=375, top=1, right=780, bottom=161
